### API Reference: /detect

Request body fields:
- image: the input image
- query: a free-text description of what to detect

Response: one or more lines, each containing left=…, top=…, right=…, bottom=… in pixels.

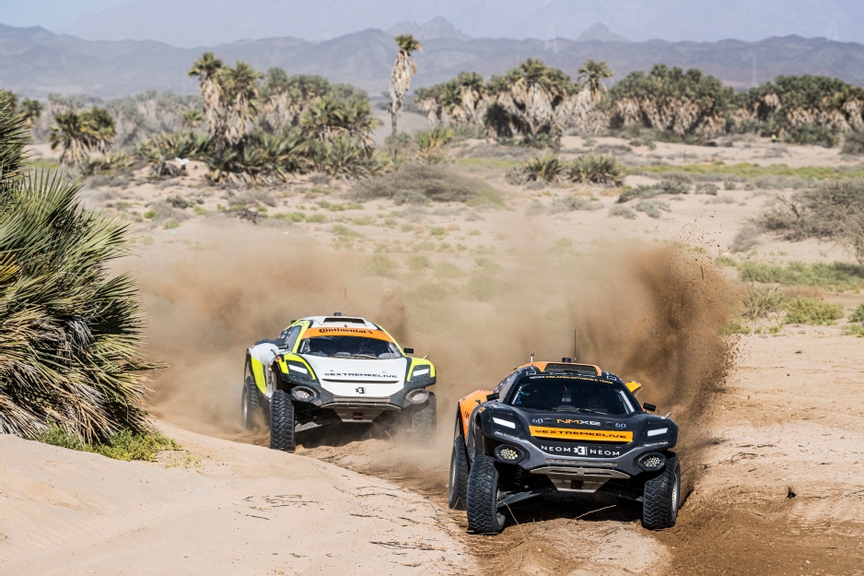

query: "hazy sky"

left=1, top=0, right=861, bottom=46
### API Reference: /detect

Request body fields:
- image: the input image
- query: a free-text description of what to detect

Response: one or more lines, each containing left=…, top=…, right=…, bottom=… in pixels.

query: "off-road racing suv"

left=448, top=359, right=680, bottom=534
left=241, top=314, right=436, bottom=451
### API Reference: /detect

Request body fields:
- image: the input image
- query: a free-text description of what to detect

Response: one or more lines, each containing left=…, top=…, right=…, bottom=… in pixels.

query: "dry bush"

left=756, top=179, right=864, bottom=264
left=731, top=222, right=760, bottom=252
left=352, top=163, right=501, bottom=205
left=841, top=131, right=864, bottom=155
left=635, top=199, right=670, bottom=218
left=608, top=205, right=637, bottom=219
left=549, top=196, right=602, bottom=213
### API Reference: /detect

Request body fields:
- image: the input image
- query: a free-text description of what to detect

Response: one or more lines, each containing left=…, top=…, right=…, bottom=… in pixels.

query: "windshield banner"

left=303, top=327, right=394, bottom=341
left=529, top=426, right=633, bottom=442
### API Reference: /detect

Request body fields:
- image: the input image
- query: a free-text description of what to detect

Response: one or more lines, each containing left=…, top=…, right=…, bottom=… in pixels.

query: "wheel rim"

left=671, top=469, right=680, bottom=519
left=449, top=449, right=457, bottom=499
left=495, top=488, right=506, bottom=528
left=241, top=388, right=248, bottom=423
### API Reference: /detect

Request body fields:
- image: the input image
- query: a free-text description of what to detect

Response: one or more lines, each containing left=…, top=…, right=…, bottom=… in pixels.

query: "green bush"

left=782, top=296, right=844, bottom=325
left=352, top=163, right=502, bottom=206
left=37, top=426, right=180, bottom=461
left=736, top=260, right=864, bottom=291
left=568, top=155, right=623, bottom=186
left=849, top=303, right=864, bottom=323
left=842, top=131, right=864, bottom=155
left=785, top=123, right=838, bottom=148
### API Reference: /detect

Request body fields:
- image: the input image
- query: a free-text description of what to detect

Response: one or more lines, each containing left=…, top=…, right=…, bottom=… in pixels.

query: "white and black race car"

left=242, top=314, right=436, bottom=451
left=450, top=359, right=680, bottom=534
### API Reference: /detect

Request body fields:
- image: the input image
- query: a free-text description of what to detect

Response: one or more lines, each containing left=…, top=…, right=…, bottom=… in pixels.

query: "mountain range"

left=2, top=21, right=864, bottom=99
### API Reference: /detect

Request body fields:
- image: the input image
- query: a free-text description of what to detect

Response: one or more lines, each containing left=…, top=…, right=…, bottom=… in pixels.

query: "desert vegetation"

left=0, top=101, right=159, bottom=448
left=415, top=61, right=864, bottom=148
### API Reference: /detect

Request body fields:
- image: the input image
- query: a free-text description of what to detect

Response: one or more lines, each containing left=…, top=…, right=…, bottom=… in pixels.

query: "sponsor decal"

left=355, top=387, right=365, bottom=394
left=303, top=327, right=394, bottom=342
left=556, top=419, right=601, bottom=426
left=493, top=430, right=522, bottom=441
left=538, top=445, right=623, bottom=457
left=531, top=418, right=545, bottom=424
left=641, top=441, right=669, bottom=448
left=324, top=371, right=399, bottom=379
left=529, top=426, right=633, bottom=442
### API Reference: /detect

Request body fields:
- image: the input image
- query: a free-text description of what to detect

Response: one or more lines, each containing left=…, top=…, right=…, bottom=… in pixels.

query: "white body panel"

left=305, top=356, right=408, bottom=398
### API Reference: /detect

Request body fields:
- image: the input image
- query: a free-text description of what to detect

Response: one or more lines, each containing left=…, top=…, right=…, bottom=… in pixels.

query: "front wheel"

left=269, top=390, right=296, bottom=452
left=410, top=392, right=437, bottom=438
left=241, top=376, right=262, bottom=430
left=466, top=454, right=506, bottom=534
left=448, top=432, right=470, bottom=510
left=642, top=454, right=680, bottom=530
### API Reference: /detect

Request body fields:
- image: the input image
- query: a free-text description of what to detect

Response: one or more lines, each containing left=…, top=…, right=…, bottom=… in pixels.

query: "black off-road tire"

left=241, top=376, right=262, bottom=430
left=411, top=392, right=437, bottom=438
left=466, top=454, right=506, bottom=534
left=448, top=433, right=470, bottom=510
left=642, top=454, right=681, bottom=530
left=269, top=390, right=296, bottom=452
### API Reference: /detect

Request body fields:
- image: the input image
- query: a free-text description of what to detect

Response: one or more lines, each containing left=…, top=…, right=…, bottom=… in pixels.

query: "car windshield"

left=298, top=336, right=402, bottom=359
left=508, top=377, right=636, bottom=415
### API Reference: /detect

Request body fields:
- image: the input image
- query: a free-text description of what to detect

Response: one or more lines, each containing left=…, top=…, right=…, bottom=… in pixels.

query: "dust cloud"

left=130, top=226, right=734, bottom=479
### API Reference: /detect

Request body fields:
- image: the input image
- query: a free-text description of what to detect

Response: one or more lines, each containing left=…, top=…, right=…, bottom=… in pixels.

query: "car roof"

left=511, top=360, right=642, bottom=394
left=297, top=315, right=380, bottom=330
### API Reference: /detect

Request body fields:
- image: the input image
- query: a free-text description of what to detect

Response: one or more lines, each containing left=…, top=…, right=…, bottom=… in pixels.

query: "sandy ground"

left=7, top=135, right=864, bottom=575
left=0, top=423, right=473, bottom=575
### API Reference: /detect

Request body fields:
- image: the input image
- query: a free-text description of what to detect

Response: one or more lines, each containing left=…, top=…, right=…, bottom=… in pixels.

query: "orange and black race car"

left=448, top=359, right=679, bottom=534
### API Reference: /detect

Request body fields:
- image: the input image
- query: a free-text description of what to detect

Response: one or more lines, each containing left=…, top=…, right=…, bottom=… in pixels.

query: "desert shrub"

left=754, top=175, right=807, bottom=190
left=737, top=260, right=864, bottom=291
left=608, top=205, right=637, bottom=219
left=37, top=426, right=179, bottom=461
left=722, top=319, right=752, bottom=335
left=519, top=154, right=564, bottom=183
left=724, top=181, right=736, bottom=190
left=731, top=223, right=761, bottom=252
left=635, top=199, right=670, bottom=218
left=842, top=131, right=864, bottom=155
left=617, top=177, right=689, bottom=203
left=741, top=284, right=784, bottom=319
left=352, top=163, right=502, bottom=206
left=414, top=127, right=454, bottom=162
left=695, top=183, right=719, bottom=195
left=782, top=296, right=843, bottom=325
left=756, top=180, right=864, bottom=264
left=705, top=195, right=736, bottom=204
left=549, top=196, right=602, bottom=213
left=568, top=154, right=623, bottom=185
left=849, top=303, right=864, bottom=323
left=785, top=123, right=838, bottom=148
left=466, top=274, right=495, bottom=302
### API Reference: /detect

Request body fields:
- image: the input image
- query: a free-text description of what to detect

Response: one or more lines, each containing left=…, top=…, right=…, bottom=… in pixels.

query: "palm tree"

left=182, top=109, right=203, bottom=129
left=21, top=99, right=44, bottom=127
left=188, top=52, right=225, bottom=144
left=49, top=112, right=90, bottom=165
left=578, top=60, right=614, bottom=103
left=387, top=34, right=422, bottom=139
left=81, top=107, right=116, bottom=154
left=217, top=61, right=262, bottom=145
left=0, top=100, right=156, bottom=442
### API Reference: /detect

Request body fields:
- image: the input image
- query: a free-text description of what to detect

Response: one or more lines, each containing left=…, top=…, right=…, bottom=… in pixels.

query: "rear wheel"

left=466, top=454, right=506, bottom=534
left=448, top=420, right=470, bottom=509
left=410, top=392, right=437, bottom=438
left=269, top=390, right=296, bottom=452
left=241, top=376, right=262, bottom=430
left=642, top=454, right=680, bottom=530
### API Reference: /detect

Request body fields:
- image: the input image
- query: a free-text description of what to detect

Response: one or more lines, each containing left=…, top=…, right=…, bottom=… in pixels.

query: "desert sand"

left=5, top=134, right=864, bottom=575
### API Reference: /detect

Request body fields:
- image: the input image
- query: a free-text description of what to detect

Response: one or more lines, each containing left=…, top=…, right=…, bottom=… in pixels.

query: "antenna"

left=530, top=352, right=535, bottom=366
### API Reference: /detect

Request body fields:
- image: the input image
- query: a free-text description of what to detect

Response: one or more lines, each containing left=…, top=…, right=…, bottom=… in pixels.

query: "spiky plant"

left=568, top=154, right=624, bottom=185
left=0, top=105, right=157, bottom=441
left=387, top=34, right=422, bottom=140
left=21, top=98, right=44, bottom=127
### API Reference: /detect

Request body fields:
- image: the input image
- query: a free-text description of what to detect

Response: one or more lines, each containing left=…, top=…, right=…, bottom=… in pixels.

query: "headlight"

left=637, top=452, right=666, bottom=472
left=407, top=389, right=430, bottom=404
left=412, top=367, right=430, bottom=377
left=286, top=361, right=316, bottom=383
left=494, top=444, right=524, bottom=463
left=291, top=387, right=316, bottom=402
left=492, top=417, right=516, bottom=429
left=646, top=427, right=669, bottom=437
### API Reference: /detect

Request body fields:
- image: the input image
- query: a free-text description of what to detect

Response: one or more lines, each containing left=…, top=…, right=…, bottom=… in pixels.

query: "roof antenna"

left=530, top=352, right=535, bottom=366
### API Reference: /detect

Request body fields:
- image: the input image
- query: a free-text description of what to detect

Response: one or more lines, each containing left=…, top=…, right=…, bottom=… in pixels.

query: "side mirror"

left=643, top=402, right=657, bottom=412
left=486, top=392, right=500, bottom=402
left=403, top=347, right=414, bottom=355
